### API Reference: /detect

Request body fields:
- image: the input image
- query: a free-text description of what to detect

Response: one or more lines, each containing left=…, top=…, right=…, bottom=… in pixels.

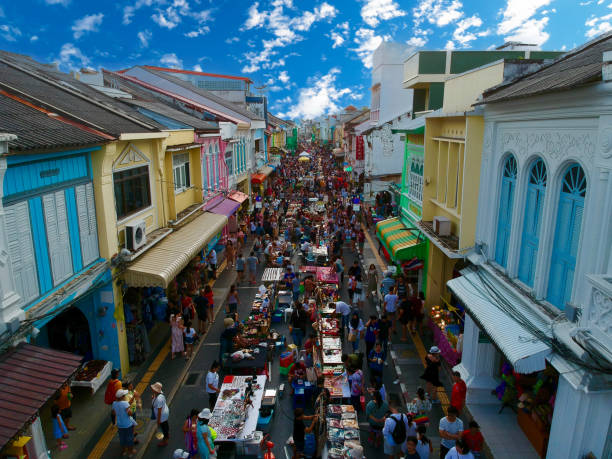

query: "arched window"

left=518, top=159, right=547, bottom=286
left=546, top=163, right=587, bottom=309
left=494, top=155, right=517, bottom=267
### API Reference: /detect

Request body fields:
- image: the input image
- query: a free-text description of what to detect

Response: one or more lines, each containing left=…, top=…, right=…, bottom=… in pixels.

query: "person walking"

left=382, top=395, right=409, bottom=459
left=420, top=346, right=443, bottom=404
left=383, top=287, right=399, bottom=335
left=51, top=405, right=69, bottom=451
left=55, top=383, right=76, bottom=431
left=366, top=264, right=379, bottom=301
left=208, top=248, right=217, bottom=279
left=194, top=288, right=209, bottom=334
left=105, top=368, right=122, bottom=425
left=247, top=251, right=259, bottom=285
left=225, top=240, right=235, bottom=268
left=182, top=409, right=199, bottom=458
left=206, top=361, right=221, bottom=409
left=443, top=439, right=474, bottom=459
left=236, top=252, right=245, bottom=285
left=290, top=301, right=307, bottom=347
left=416, top=424, right=433, bottom=459
left=348, top=312, right=365, bottom=353
left=170, top=313, right=185, bottom=360
left=226, top=285, right=240, bottom=314
left=348, top=366, right=364, bottom=413
left=451, top=371, right=467, bottom=414
left=368, top=341, right=385, bottom=385
left=366, top=390, right=388, bottom=447
left=196, top=409, right=216, bottom=459
left=150, top=382, right=170, bottom=447
left=183, top=320, right=196, bottom=360
left=439, top=406, right=464, bottom=458
left=461, top=421, right=484, bottom=458
left=112, top=388, right=137, bottom=457
left=364, top=315, right=379, bottom=358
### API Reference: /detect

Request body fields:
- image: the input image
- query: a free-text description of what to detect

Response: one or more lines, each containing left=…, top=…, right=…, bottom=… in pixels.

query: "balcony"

left=403, top=51, right=447, bottom=89
left=586, top=274, right=612, bottom=345
left=370, top=109, right=379, bottom=122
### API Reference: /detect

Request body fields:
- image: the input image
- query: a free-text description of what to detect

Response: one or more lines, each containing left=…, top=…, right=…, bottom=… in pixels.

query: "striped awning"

left=447, top=268, right=551, bottom=374
left=124, top=212, right=227, bottom=288
left=376, top=217, right=426, bottom=261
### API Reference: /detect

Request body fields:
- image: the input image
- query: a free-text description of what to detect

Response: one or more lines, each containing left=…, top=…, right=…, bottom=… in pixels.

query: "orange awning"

left=251, top=173, right=266, bottom=184
left=229, top=190, right=249, bottom=204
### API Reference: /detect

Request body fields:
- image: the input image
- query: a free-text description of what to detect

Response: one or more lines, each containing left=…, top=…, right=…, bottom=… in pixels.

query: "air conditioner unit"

left=433, top=216, right=451, bottom=236
left=125, top=220, right=147, bottom=251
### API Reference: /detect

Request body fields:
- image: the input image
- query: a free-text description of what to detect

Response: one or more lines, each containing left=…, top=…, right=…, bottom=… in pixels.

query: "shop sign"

left=478, top=331, right=491, bottom=343
left=356, top=135, right=364, bottom=160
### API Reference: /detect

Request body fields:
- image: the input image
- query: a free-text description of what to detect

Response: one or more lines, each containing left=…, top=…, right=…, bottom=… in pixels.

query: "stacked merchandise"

left=428, top=303, right=462, bottom=366
left=209, top=375, right=267, bottom=441
left=326, top=405, right=362, bottom=459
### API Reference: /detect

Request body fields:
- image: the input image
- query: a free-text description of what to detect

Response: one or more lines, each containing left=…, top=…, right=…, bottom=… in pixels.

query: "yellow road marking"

left=88, top=258, right=228, bottom=459
left=363, top=224, right=450, bottom=409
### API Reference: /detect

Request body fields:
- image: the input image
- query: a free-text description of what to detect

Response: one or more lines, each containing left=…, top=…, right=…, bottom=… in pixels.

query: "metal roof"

left=481, top=32, right=612, bottom=104
left=136, top=65, right=253, bottom=83
left=0, top=51, right=164, bottom=136
left=0, top=344, right=83, bottom=449
left=140, top=67, right=264, bottom=121
left=447, top=268, right=552, bottom=374
left=0, top=93, right=108, bottom=151
left=120, top=99, right=219, bottom=131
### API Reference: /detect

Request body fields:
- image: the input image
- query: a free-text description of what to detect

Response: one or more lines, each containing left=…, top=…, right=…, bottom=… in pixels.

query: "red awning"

left=0, top=344, right=83, bottom=448
left=251, top=173, right=266, bottom=184
left=228, top=190, right=249, bottom=204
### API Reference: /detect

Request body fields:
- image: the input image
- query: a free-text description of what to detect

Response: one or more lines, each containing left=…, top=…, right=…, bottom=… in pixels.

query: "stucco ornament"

left=482, top=123, right=493, bottom=159
left=500, top=130, right=596, bottom=164
left=600, top=128, right=612, bottom=158
left=381, top=124, right=393, bottom=157
left=590, top=287, right=612, bottom=335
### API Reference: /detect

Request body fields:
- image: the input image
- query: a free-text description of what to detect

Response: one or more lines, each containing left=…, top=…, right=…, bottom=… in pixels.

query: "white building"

left=448, top=34, right=612, bottom=459
left=361, top=42, right=414, bottom=193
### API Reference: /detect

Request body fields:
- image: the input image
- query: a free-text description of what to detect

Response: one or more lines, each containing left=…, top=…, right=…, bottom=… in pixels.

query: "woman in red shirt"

left=462, top=420, right=484, bottom=457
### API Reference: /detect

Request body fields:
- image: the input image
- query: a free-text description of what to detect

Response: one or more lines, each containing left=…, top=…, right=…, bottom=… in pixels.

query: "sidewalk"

left=83, top=256, right=238, bottom=459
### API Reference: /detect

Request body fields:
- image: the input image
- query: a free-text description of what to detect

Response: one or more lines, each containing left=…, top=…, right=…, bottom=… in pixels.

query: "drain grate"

left=185, top=372, right=201, bottom=386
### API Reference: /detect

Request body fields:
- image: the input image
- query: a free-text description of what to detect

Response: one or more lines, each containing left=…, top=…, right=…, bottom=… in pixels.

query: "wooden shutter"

left=4, top=201, right=39, bottom=306
left=518, top=186, right=544, bottom=286
left=494, top=178, right=514, bottom=267
left=43, top=191, right=73, bottom=285
left=76, top=183, right=99, bottom=267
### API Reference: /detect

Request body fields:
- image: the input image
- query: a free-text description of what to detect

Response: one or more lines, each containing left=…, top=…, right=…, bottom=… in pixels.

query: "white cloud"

left=72, top=13, right=104, bottom=39
left=57, top=43, right=90, bottom=70
left=160, top=52, right=183, bottom=69
left=497, top=0, right=551, bottom=45
left=329, top=21, right=349, bottom=48
left=123, top=0, right=156, bottom=25
left=152, top=0, right=213, bottom=30
left=452, top=15, right=483, bottom=47
left=45, top=0, right=70, bottom=6
left=407, top=36, right=427, bottom=47
left=193, top=64, right=203, bottom=72
left=585, top=12, right=612, bottom=37
left=445, top=40, right=455, bottom=50
left=278, top=70, right=290, bottom=83
left=353, top=28, right=390, bottom=68
left=137, top=29, right=152, bottom=47
left=185, top=26, right=210, bottom=37
left=241, top=1, right=338, bottom=73
left=280, top=68, right=353, bottom=119
left=360, top=0, right=406, bottom=27
left=30, top=35, right=39, bottom=42
left=225, top=36, right=240, bottom=44
left=0, top=24, right=21, bottom=42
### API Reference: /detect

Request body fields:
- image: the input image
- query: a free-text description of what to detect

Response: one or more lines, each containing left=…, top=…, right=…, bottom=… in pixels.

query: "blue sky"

left=0, top=0, right=607, bottom=120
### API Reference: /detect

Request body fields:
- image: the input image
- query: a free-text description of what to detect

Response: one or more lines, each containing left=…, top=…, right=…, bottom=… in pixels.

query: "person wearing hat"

left=151, top=382, right=170, bottom=447
left=196, top=409, right=215, bottom=459
left=112, top=388, right=137, bottom=456
left=420, top=346, right=443, bottom=404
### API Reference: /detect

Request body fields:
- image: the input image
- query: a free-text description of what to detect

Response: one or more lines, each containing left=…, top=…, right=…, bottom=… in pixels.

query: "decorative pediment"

left=113, top=144, right=150, bottom=170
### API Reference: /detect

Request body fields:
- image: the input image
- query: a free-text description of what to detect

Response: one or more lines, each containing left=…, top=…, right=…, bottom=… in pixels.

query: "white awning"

left=258, top=165, right=274, bottom=177
left=447, top=268, right=552, bottom=374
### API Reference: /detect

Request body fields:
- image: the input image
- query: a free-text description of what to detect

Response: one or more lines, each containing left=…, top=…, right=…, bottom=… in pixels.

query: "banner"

left=356, top=135, right=364, bottom=160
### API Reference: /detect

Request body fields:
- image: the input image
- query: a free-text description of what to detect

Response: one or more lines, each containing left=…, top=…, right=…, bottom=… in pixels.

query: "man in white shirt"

left=382, top=395, right=410, bottom=459
left=439, top=406, right=464, bottom=458
left=151, top=382, right=170, bottom=446
left=208, top=248, right=217, bottom=279
left=206, top=361, right=221, bottom=409
left=334, top=301, right=352, bottom=337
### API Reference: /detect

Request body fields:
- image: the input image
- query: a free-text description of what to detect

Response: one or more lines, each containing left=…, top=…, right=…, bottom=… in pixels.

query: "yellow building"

left=416, top=59, right=537, bottom=307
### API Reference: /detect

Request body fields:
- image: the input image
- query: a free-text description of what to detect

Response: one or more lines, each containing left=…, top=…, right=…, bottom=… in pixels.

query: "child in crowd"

left=51, top=405, right=69, bottom=450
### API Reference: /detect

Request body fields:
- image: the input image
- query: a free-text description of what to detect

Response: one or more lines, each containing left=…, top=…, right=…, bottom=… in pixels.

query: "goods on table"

left=325, top=405, right=362, bottom=457
left=71, top=360, right=111, bottom=394
left=74, top=360, right=107, bottom=381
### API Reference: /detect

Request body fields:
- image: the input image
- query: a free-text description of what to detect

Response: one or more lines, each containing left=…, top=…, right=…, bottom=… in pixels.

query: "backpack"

left=390, top=414, right=407, bottom=444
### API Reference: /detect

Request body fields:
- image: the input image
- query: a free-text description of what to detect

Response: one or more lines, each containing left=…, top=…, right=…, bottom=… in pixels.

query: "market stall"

left=322, top=404, right=363, bottom=459
left=428, top=300, right=462, bottom=366
left=71, top=359, right=111, bottom=394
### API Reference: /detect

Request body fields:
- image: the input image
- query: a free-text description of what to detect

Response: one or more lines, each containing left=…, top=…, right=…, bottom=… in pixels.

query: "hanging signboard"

left=355, top=135, right=364, bottom=160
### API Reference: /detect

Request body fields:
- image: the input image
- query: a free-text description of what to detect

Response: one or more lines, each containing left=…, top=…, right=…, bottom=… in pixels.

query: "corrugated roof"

left=0, top=344, right=83, bottom=449
left=121, top=99, right=219, bottom=131
left=141, top=67, right=264, bottom=121
left=138, top=65, right=253, bottom=83
left=447, top=268, right=551, bottom=374
left=0, top=93, right=108, bottom=151
left=481, top=32, right=612, bottom=104
left=0, top=51, right=164, bottom=136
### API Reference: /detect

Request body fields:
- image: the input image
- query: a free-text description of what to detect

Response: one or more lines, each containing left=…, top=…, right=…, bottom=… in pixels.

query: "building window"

left=518, top=159, right=547, bottom=286
left=409, top=156, right=424, bottom=205
left=546, top=163, right=587, bottom=310
left=494, top=154, right=517, bottom=268
left=173, top=153, right=191, bottom=193
left=113, top=165, right=151, bottom=219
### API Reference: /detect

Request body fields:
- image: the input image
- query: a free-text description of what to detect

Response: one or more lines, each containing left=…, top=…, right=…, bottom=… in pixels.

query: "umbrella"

left=299, top=151, right=311, bottom=157
left=298, top=156, right=310, bottom=162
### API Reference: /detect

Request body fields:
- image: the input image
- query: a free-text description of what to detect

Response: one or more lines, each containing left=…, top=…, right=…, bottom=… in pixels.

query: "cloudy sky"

left=0, top=0, right=607, bottom=120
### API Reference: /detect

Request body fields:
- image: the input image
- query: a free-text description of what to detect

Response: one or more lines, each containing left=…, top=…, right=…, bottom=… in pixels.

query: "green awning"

left=391, top=126, right=425, bottom=135
left=375, top=217, right=427, bottom=262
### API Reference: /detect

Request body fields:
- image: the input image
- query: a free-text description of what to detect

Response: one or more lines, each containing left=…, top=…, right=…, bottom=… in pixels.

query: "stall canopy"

left=376, top=217, right=427, bottom=262
left=0, top=344, right=83, bottom=449
left=204, top=197, right=240, bottom=217
left=124, top=212, right=227, bottom=288
left=258, top=165, right=274, bottom=177
left=447, top=268, right=552, bottom=374
left=332, top=148, right=344, bottom=157
left=251, top=173, right=266, bottom=184
left=228, top=190, right=249, bottom=204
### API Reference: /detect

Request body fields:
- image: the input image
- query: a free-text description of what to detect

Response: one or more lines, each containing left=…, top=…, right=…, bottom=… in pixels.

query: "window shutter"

left=4, top=201, right=39, bottom=306
left=43, top=191, right=73, bottom=285
left=518, top=186, right=544, bottom=286
left=76, top=183, right=99, bottom=267
left=185, top=161, right=190, bottom=188
left=495, top=178, right=514, bottom=267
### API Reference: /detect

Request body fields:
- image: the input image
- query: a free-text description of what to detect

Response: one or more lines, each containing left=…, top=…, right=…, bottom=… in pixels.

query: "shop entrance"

left=46, top=307, right=92, bottom=360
